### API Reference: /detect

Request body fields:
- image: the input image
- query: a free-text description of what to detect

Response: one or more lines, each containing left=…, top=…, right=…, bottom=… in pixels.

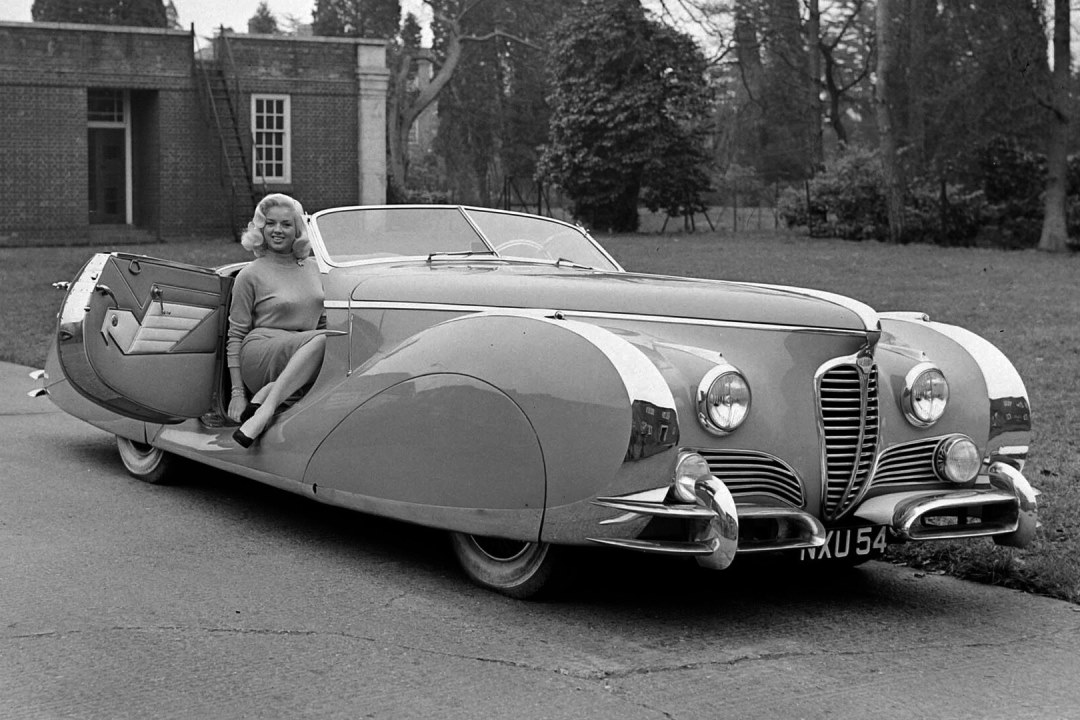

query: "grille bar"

left=871, top=437, right=944, bottom=486
left=695, top=449, right=804, bottom=507
left=818, top=362, right=879, bottom=520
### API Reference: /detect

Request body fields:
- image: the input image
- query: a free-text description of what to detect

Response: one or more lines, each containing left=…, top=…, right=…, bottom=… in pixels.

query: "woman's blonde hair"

left=240, top=193, right=311, bottom=259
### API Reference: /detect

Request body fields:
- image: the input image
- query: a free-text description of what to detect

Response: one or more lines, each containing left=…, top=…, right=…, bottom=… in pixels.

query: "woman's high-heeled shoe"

left=232, top=428, right=256, bottom=448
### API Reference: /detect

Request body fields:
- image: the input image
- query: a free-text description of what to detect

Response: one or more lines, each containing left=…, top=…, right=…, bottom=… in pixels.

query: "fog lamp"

left=935, top=436, right=981, bottom=484
left=672, top=452, right=711, bottom=503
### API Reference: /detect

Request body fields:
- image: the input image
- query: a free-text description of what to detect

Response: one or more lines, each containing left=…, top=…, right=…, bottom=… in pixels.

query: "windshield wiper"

left=555, top=257, right=597, bottom=270
left=426, top=249, right=496, bottom=263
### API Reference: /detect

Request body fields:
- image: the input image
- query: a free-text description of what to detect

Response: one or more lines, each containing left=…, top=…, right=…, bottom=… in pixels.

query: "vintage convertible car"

left=34, top=205, right=1038, bottom=598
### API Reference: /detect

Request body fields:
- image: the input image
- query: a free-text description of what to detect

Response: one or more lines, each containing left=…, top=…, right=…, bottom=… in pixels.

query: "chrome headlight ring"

left=696, top=363, right=751, bottom=436
left=901, top=362, right=949, bottom=427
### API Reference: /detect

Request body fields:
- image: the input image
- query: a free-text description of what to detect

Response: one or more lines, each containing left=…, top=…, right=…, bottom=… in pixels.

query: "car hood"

left=340, top=262, right=879, bottom=333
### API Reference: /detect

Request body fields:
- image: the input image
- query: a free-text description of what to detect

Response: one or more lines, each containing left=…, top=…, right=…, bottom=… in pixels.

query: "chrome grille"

left=872, top=438, right=942, bottom=487
left=695, top=449, right=804, bottom=507
left=818, top=363, right=879, bottom=520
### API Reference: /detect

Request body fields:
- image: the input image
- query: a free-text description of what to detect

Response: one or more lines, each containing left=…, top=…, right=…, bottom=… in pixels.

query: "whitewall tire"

left=116, top=436, right=174, bottom=485
left=449, top=533, right=556, bottom=599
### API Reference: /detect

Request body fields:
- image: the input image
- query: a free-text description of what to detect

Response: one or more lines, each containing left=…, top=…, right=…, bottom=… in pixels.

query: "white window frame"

left=251, top=94, right=292, bottom=184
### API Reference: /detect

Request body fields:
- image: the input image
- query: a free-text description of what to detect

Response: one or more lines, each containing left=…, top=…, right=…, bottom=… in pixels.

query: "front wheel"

left=116, top=436, right=175, bottom=484
left=449, top=533, right=556, bottom=599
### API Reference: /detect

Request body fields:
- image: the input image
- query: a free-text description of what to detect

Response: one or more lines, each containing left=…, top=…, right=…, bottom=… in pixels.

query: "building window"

left=251, top=94, right=291, bottom=184
left=88, top=89, right=126, bottom=124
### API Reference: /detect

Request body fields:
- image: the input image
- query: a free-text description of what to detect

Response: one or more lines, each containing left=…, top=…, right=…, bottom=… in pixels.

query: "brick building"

left=0, top=21, right=389, bottom=246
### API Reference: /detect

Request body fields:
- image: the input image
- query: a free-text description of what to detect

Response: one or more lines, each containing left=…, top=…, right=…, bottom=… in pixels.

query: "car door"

left=57, top=253, right=230, bottom=423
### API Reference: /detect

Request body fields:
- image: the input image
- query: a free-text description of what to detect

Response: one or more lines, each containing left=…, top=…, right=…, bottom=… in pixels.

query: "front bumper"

left=852, top=461, right=1039, bottom=548
left=588, top=462, right=1038, bottom=569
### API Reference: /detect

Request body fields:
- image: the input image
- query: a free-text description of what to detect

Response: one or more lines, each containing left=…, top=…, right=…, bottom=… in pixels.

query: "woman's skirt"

left=239, top=327, right=325, bottom=393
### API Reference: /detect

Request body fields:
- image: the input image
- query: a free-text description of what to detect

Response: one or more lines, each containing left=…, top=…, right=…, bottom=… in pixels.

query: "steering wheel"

left=494, top=239, right=553, bottom=260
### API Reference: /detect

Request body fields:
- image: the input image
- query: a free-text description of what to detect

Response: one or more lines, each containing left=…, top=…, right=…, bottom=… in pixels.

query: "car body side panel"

left=309, top=312, right=646, bottom=520
left=303, top=373, right=546, bottom=540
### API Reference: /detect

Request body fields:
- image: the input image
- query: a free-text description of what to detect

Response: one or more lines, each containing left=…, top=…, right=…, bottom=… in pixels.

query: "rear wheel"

left=449, top=533, right=556, bottom=599
left=116, top=436, right=174, bottom=485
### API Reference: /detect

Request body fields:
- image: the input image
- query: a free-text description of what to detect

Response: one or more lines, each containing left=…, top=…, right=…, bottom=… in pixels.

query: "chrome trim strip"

left=592, top=497, right=715, bottom=521
left=323, top=300, right=872, bottom=336
left=587, top=537, right=719, bottom=556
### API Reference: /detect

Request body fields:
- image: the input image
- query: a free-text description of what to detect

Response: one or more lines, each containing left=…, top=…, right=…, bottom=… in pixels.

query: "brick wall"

left=0, top=22, right=388, bottom=246
left=0, top=85, right=89, bottom=245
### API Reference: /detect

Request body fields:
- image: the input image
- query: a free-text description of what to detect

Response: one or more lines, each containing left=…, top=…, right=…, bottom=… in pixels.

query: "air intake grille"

left=819, top=363, right=879, bottom=520
left=871, top=438, right=942, bottom=487
left=696, top=449, right=804, bottom=507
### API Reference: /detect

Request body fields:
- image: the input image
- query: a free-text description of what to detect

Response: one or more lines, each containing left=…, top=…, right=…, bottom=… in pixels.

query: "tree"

left=384, top=0, right=546, bottom=198
left=312, top=0, right=401, bottom=38
left=874, top=0, right=904, bottom=242
left=432, top=0, right=565, bottom=205
left=1039, top=0, right=1071, bottom=252
left=248, top=1, right=279, bottom=34
left=540, top=0, right=713, bottom=231
left=32, top=0, right=168, bottom=27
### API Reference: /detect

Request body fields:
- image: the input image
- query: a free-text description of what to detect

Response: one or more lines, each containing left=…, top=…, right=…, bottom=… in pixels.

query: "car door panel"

left=58, top=253, right=230, bottom=423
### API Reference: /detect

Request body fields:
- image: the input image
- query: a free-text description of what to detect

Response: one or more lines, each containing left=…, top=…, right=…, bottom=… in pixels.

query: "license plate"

left=799, top=525, right=887, bottom=561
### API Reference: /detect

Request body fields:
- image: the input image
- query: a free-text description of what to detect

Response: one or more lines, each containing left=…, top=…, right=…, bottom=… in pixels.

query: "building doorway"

left=87, top=89, right=131, bottom=225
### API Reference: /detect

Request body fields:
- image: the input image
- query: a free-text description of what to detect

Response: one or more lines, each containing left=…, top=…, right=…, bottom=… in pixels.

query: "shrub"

left=778, top=147, right=886, bottom=240
left=779, top=138, right=1075, bottom=248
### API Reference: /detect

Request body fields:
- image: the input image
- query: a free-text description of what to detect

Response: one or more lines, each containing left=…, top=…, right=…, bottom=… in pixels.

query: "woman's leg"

left=250, top=381, right=274, bottom=405
left=236, top=335, right=326, bottom=443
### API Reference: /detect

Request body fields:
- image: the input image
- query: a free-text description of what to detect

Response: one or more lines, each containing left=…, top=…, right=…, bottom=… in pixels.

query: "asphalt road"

left=3, top=361, right=1079, bottom=720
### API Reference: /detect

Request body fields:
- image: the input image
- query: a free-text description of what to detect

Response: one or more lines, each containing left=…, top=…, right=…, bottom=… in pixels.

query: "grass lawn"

left=2, top=230, right=1077, bottom=602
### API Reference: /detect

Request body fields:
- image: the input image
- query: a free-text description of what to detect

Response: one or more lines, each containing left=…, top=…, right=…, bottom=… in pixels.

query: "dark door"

left=88, top=128, right=126, bottom=224
left=57, top=253, right=230, bottom=423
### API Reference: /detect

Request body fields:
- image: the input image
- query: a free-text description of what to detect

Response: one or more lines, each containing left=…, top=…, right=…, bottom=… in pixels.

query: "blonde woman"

left=227, top=193, right=326, bottom=448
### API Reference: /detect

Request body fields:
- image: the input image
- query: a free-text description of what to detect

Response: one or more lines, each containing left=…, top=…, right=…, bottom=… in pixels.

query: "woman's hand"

left=228, top=396, right=248, bottom=423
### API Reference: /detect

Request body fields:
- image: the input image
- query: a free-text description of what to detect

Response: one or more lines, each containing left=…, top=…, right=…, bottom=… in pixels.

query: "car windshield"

left=312, top=206, right=618, bottom=271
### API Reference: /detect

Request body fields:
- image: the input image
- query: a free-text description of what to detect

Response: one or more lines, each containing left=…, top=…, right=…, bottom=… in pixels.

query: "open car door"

left=56, top=253, right=230, bottom=423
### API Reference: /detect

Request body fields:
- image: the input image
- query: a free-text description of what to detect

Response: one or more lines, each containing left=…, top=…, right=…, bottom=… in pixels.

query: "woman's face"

left=262, top=205, right=298, bottom=255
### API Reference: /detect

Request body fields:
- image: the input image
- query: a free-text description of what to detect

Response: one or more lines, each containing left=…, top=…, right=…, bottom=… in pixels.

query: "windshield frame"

left=306, top=205, right=623, bottom=272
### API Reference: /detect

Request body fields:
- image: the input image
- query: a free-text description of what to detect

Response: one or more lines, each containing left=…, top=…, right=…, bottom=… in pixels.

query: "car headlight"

left=697, top=363, right=751, bottom=435
left=901, top=363, right=949, bottom=427
left=935, top=435, right=981, bottom=484
left=672, top=451, right=711, bottom=503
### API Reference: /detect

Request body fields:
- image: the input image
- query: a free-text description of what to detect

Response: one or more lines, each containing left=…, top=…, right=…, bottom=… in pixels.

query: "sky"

left=0, top=0, right=428, bottom=37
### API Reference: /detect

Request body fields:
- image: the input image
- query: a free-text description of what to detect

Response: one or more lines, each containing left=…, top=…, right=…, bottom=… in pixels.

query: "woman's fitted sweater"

left=226, top=252, right=326, bottom=372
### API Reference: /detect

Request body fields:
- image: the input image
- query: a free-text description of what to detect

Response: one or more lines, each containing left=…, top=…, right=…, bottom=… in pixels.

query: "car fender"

left=879, top=312, right=1030, bottom=465
left=304, top=311, right=679, bottom=540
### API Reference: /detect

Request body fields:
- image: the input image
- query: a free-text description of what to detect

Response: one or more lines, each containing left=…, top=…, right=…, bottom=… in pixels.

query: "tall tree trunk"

left=875, top=0, right=905, bottom=242
left=733, top=1, right=764, bottom=170
left=806, top=0, right=824, bottom=171
left=1039, top=0, right=1071, bottom=252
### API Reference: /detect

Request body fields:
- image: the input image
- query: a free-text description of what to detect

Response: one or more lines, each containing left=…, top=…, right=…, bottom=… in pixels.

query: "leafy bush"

left=779, top=138, right=1076, bottom=248
left=778, top=147, right=886, bottom=240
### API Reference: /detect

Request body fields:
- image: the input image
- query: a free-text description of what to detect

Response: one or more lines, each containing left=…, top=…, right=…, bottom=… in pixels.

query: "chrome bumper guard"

left=589, top=475, right=827, bottom=570
left=853, top=461, right=1038, bottom=547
